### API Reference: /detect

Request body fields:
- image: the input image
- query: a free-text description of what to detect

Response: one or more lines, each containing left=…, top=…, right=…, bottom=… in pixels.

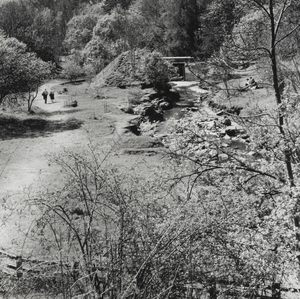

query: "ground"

left=0, top=80, right=167, bottom=259
left=0, top=64, right=276, bottom=274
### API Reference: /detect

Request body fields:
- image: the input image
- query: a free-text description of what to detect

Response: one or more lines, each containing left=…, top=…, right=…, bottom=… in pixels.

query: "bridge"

left=163, top=56, right=194, bottom=81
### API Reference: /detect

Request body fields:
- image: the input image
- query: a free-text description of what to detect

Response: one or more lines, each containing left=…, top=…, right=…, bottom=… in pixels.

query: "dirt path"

left=0, top=81, right=209, bottom=198
left=0, top=81, right=84, bottom=199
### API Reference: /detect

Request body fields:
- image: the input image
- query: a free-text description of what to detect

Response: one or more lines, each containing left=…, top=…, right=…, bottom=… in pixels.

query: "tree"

left=226, top=0, right=300, bottom=185
left=144, top=51, right=175, bottom=89
left=161, top=0, right=300, bottom=295
left=61, top=53, right=85, bottom=82
left=0, top=0, right=78, bottom=63
left=0, top=35, right=52, bottom=110
left=63, top=3, right=104, bottom=53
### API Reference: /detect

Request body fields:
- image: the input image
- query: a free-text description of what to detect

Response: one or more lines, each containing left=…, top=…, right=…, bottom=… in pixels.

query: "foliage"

left=29, top=145, right=177, bottom=299
left=0, top=0, right=66, bottom=62
left=160, top=0, right=300, bottom=295
left=63, top=3, right=105, bottom=52
left=161, top=104, right=299, bottom=295
left=60, top=53, right=85, bottom=82
left=144, top=51, right=175, bottom=89
left=0, top=35, right=52, bottom=107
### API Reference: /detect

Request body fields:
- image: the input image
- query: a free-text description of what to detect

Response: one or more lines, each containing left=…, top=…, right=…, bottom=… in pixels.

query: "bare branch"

left=274, top=0, right=291, bottom=37
left=251, top=0, right=271, bottom=18
left=274, top=23, right=300, bottom=47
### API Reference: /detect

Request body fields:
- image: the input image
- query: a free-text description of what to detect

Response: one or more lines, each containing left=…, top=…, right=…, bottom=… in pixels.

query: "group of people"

left=245, top=77, right=258, bottom=89
left=42, top=89, right=55, bottom=104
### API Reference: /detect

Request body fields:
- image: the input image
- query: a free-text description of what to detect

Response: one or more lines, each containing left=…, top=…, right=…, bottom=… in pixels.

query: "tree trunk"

left=269, top=0, right=295, bottom=187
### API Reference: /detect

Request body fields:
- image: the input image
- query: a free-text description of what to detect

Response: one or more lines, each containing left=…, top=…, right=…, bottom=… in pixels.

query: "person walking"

left=42, top=89, right=48, bottom=104
left=49, top=90, right=55, bottom=103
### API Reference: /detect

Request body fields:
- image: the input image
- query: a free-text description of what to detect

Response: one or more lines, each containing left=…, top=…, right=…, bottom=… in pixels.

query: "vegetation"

left=0, top=34, right=52, bottom=110
left=2, top=0, right=300, bottom=298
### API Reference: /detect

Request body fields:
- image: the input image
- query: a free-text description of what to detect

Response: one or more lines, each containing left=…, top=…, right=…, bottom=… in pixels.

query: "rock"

left=219, top=129, right=226, bottom=137
left=205, top=121, right=216, bottom=129
left=223, top=117, right=231, bottom=126
left=219, top=153, right=229, bottom=162
left=123, top=107, right=134, bottom=114
left=140, top=95, right=151, bottom=102
left=141, top=105, right=163, bottom=121
left=209, top=149, right=218, bottom=157
left=221, top=143, right=229, bottom=148
left=241, top=134, right=250, bottom=139
left=148, top=92, right=161, bottom=101
left=159, top=101, right=170, bottom=110
left=225, top=128, right=237, bottom=137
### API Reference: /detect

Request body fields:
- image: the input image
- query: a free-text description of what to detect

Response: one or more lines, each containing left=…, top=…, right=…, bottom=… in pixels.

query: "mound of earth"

left=91, top=49, right=152, bottom=89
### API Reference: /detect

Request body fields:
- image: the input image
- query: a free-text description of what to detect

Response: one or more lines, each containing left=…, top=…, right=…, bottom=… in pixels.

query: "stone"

left=159, top=101, right=170, bottom=110
left=223, top=118, right=231, bottom=126
left=219, top=153, right=229, bottom=162
left=209, top=149, right=218, bottom=157
left=225, top=126, right=237, bottom=137
left=140, top=95, right=151, bottom=102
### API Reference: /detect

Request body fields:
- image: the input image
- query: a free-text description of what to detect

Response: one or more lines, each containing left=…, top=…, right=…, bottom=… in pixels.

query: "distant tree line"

left=0, top=0, right=237, bottom=66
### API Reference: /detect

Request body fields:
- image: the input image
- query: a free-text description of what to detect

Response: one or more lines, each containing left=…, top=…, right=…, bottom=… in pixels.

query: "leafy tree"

left=198, top=0, right=237, bottom=58
left=0, top=0, right=80, bottom=63
left=63, top=3, right=105, bottom=53
left=102, top=0, right=134, bottom=12
left=61, top=55, right=85, bottom=82
left=0, top=35, right=52, bottom=110
left=144, top=51, right=175, bottom=89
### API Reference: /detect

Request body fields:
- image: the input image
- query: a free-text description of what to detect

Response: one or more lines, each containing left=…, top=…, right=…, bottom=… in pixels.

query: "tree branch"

left=251, top=0, right=271, bottom=19
left=274, top=23, right=300, bottom=48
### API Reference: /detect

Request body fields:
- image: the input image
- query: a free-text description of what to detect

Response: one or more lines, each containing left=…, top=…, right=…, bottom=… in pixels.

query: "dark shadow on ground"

left=35, top=108, right=84, bottom=117
left=0, top=116, right=84, bottom=140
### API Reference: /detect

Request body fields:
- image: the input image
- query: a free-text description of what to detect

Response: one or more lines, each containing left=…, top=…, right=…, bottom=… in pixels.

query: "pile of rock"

left=190, top=116, right=249, bottom=162
left=121, top=86, right=180, bottom=123
left=208, top=100, right=243, bottom=116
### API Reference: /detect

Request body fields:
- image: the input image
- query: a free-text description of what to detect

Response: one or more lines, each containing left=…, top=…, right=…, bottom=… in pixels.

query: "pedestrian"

left=49, top=90, right=55, bottom=103
left=42, top=89, right=48, bottom=104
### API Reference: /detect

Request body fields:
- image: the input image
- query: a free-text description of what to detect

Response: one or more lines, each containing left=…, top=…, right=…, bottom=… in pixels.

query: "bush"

left=61, top=60, right=85, bottom=81
left=144, top=51, right=175, bottom=90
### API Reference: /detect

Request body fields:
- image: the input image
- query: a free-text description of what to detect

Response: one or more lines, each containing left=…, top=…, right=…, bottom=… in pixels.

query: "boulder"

left=219, top=153, right=229, bottom=162
left=141, top=105, right=163, bottom=122
left=223, top=117, right=231, bottom=126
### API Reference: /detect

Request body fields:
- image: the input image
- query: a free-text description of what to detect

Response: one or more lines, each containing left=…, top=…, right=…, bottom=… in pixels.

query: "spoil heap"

left=91, top=49, right=151, bottom=89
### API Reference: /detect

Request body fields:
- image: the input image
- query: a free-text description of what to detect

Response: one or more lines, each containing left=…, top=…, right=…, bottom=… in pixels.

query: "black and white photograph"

left=0, top=0, right=300, bottom=298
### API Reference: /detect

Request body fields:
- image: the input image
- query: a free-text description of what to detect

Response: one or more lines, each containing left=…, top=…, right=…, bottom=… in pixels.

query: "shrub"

left=144, top=51, right=175, bottom=90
